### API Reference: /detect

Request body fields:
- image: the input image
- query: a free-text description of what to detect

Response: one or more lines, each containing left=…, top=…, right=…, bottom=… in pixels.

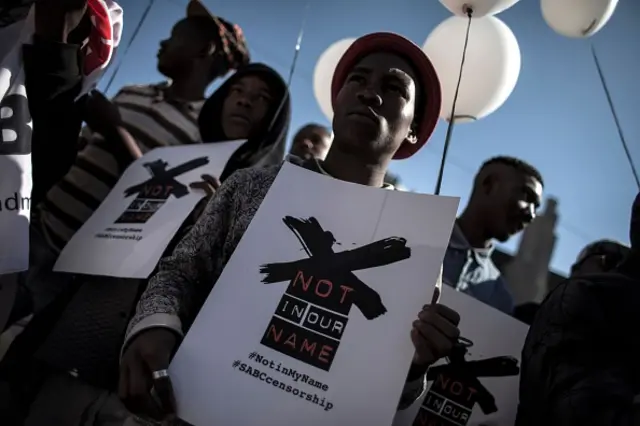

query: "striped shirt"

left=38, top=82, right=205, bottom=252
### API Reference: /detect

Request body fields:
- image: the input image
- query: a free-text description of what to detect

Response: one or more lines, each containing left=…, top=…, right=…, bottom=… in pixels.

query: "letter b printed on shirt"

left=0, top=84, right=32, bottom=155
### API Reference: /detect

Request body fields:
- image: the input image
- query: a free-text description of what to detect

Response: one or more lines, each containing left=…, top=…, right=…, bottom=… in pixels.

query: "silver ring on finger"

left=151, top=369, right=170, bottom=381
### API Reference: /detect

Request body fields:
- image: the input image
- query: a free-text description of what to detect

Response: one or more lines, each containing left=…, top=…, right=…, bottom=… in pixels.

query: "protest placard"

left=54, top=140, right=245, bottom=278
left=169, top=162, right=460, bottom=426
left=394, top=285, right=529, bottom=426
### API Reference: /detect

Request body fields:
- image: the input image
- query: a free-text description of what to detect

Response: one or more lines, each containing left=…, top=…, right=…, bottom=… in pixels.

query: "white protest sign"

left=54, top=140, right=245, bottom=278
left=169, top=162, right=460, bottom=426
left=396, top=285, right=529, bottom=426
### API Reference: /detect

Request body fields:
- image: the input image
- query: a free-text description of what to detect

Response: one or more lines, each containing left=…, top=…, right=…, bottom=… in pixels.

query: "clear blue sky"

left=98, top=0, right=640, bottom=275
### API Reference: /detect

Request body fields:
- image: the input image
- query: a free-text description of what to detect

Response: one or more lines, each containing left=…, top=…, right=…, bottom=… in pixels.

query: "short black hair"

left=479, top=156, right=544, bottom=187
left=295, top=123, right=330, bottom=136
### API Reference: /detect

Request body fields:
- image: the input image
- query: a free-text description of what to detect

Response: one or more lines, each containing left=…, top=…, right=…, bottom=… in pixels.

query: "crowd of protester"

left=0, top=1, right=638, bottom=425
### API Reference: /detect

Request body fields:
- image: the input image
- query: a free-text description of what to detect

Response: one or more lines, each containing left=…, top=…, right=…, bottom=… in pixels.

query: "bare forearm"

left=114, top=126, right=143, bottom=159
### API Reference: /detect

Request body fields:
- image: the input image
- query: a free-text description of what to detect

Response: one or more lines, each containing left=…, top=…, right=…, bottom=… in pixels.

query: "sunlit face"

left=332, top=52, right=419, bottom=159
left=290, top=125, right=332, bottom=160
left=484, top=168, right=543, bottom=242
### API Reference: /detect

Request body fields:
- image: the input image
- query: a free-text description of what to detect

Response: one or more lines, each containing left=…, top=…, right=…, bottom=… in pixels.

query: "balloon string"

left=103, top=0, right=155, bottom=94
left=267, top=0, right=311, bottom=132
left=434, top=7, right=473, bottom=195
left=590, top=44, right=640, bottom=190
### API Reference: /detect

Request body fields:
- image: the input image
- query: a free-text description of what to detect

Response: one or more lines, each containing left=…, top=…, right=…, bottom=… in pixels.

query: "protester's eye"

left=258, top=93, right=271, bottom=102
left=386, top=84, right=405, bottom=94
left=522, top=187, right=539, bottom=209
left=347, top=74, right=366, bottom=84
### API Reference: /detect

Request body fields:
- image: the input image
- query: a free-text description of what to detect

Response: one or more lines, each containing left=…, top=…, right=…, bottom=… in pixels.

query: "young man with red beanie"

left=119, top=32, right=462, bottom=424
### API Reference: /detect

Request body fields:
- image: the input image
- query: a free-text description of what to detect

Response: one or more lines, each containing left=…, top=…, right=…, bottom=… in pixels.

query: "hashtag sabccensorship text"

left=232, top=359, right=333, bottom=411
left=247, top=352, right=329, bottom=392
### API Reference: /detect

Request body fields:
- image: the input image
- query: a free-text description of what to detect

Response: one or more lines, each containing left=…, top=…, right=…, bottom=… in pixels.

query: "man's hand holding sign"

left=119, top=276, right=461, bottom=422
left=412, top=285, right=461, bottom=367
left=189, top=174, right=221, bottom=196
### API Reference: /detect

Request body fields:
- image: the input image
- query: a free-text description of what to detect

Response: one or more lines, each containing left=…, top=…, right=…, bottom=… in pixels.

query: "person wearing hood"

left=119, top=32, right=461, bottom=425
left=0, top=61, right=290, bottom=426
left=4, top=0, right=250, bottom=329
left=194, top=62, right=291, bottom=186
left=184, top=62, right=291, bottom=220
left=516, top=193, right=640, bottom=426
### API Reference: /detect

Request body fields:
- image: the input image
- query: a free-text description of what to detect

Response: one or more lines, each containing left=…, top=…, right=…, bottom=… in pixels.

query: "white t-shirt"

left=0, top=0, right=123, bottom=274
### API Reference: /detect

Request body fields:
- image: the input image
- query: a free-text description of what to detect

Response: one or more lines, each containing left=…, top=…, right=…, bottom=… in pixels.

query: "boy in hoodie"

left=197, top=62, right=291, bottom=181
left=119, top=33, right=461, bottom=425
left=6, top=0, right=250, bottom=326
left=0, top=63, right=291, bottom=426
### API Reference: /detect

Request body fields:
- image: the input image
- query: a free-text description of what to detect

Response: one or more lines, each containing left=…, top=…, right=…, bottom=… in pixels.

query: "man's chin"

left=292, top=151, right=312, bottom=160
left=157, top=63, right=172, bottom=78
left=495, top=233, right=511, bottom=243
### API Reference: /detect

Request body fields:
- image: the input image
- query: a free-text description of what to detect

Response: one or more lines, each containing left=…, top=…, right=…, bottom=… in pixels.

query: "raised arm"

left=23, top=34, right=83, bottom=206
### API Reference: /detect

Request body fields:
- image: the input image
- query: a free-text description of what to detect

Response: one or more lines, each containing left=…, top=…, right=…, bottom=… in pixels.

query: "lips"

left=229, top=114, right=250, bottom=124
left=348, top=110, right=378, bottom=124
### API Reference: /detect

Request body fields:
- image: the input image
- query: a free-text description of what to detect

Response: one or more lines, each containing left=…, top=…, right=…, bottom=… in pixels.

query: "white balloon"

left=541, top=0, right=619, bottom=38
left=439, top=0, right=520, bottom=18
left=313, top=38, right=355, bottom=121
left=423, top=16, right=521, bottom=122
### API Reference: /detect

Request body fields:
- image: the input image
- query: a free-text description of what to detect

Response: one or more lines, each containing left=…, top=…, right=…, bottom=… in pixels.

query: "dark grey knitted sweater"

left=125, top=158, right=427, bottom=420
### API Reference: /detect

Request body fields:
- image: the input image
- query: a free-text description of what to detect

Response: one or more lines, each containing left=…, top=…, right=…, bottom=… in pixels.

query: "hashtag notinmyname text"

left=245, top=351, right=329, bottom=391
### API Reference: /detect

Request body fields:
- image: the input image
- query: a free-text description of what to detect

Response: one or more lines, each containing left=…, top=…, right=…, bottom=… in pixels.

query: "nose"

left=524, top=204, right=536, bottom=223
left=357, top=88, right=382, bottom=108
left=235, top=94, right=252, bottom=109
left=302, top=139, right=314, bottom=150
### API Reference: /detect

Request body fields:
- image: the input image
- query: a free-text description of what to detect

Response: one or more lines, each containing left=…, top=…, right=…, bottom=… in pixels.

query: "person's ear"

left=481, top=173, right=496, bottom=195
left=404, top=122, right=418, bottom=145
left=197, top=42, right=217, bottom=59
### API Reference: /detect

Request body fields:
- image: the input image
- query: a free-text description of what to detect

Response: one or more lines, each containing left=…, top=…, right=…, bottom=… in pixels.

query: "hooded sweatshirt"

left=198, top=62, right=291, bottom=181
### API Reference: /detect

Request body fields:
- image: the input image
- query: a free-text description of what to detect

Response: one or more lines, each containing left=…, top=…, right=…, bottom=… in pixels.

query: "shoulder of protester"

left=528, top=272, right=638, bottom=335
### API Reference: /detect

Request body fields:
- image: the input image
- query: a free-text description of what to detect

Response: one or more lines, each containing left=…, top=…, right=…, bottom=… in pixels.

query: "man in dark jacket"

left=0, top=0, right=92, bottom=331
left=2, top=0, right=123, bottom=330
left=516, top=192, right=640, bottom=426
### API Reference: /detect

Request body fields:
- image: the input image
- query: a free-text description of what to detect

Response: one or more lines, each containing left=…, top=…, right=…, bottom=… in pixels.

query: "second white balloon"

left=423, top=15, right=522, bottom=123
